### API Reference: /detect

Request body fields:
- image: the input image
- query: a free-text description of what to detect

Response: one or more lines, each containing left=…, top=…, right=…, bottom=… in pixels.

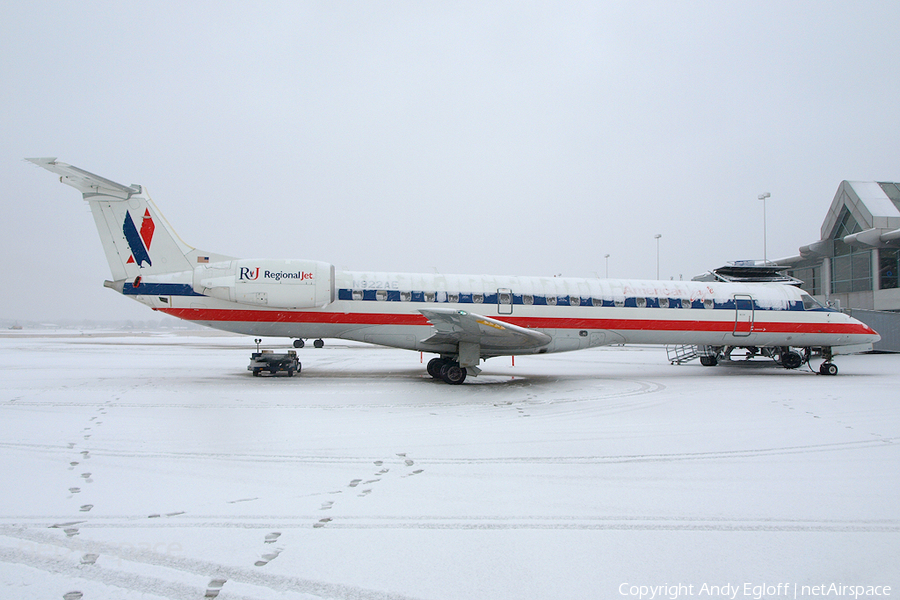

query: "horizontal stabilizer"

left=27, top=157, right=140, bottom=199
left=419, top=308, right=551, bottom=351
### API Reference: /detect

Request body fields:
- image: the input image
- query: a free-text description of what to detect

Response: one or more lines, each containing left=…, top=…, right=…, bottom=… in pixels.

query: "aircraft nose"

left=854, top=318, right=881, bottom=343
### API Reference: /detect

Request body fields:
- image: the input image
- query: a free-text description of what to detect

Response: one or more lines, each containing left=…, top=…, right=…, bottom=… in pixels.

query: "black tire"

left=287, top=368, right=294, bottom=377
left=782, top=351, right=803, bottom=370
left=440, top=363, right=467, bottom=385
left=293, top=339, right=304, bottom=348
left=426, top=357, right=446, bottom=378
left=252, top=368, right=261, bottom=377
left=819, top=362, right=838, bottom=376
left=313, top=339, right=324, bottom=348
left=700, top=355, right=718, bottom=367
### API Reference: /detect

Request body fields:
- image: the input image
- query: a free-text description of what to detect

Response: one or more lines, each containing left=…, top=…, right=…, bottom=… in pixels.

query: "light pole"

left=758, top=192, right=770, bottom=265
left=604, top=254, right=610, bottom=278
left=654, top=234, right=662, bottom=279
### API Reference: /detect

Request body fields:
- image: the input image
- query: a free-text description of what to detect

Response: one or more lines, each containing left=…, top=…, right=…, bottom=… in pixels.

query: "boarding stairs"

left=666, top=344, right=716, bottom=365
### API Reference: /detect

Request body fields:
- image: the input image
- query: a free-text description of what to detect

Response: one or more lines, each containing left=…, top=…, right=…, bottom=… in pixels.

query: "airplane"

left=28, top=158, right=880, bottom=383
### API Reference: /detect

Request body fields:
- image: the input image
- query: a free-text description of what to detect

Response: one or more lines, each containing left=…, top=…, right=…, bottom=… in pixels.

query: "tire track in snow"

left=0, top=527, right=427, bottom=600
left=2, top=436, right=893, bottom=466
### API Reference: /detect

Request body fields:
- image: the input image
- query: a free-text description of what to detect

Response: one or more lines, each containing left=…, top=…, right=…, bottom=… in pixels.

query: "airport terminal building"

left=772, top=181, right=900, bottom=351
left=774, top=181, right=900, bottom=312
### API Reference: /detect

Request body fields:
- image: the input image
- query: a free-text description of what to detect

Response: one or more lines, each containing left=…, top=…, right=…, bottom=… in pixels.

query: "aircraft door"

left=733, top=294, right=754, bottom=337
left=497, top=288, right=513, bottom=315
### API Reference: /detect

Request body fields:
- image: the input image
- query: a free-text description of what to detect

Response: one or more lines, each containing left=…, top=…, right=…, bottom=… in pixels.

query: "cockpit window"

left=801, top=293, right=825, bottom=310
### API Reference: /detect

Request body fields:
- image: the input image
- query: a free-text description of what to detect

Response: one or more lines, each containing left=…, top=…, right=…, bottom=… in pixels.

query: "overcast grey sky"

left=3, top=1, right=899, bottom=322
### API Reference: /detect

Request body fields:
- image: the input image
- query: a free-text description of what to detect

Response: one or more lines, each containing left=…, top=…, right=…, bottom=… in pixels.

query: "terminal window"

left=881, top=248, right=899, bottom=290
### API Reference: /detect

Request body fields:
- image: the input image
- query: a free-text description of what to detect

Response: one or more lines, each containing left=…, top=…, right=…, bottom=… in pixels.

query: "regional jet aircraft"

left=29, top=158, right=880, bottom=383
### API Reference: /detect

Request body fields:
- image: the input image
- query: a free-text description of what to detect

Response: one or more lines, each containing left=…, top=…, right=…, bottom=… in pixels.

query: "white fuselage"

left=126, top=268, right=879, bottom=357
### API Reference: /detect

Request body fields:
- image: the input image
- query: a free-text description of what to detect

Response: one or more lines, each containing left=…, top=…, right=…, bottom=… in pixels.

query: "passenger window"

left=376, top=290, right=387, bottom=301
left=400, top=291, right=411, bottom=302
left=352, top=290, right=363, bottom=301
left=659, top=298, right=669, bottom=308
left=570, top=296, right=580, bottom=306
left=635, top=297, right=647, bottom=308
left=523, top=294, right=534, bottom=305
left=474, top=293, right=484, bottom=304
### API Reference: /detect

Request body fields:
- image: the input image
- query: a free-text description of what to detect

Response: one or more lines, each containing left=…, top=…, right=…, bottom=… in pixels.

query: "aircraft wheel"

left=313, top=339, right=324, bottom=348
left=700, top=355, right=718, bottom=367
left=426, top=357, right=446, bottom=379
left=293, top=339, right=305, bottom=348
left=782, top=351, right=803, bottom=370
left=819, top=362, right=838, bottom=376
left=440, top=363, right=467, bottom=385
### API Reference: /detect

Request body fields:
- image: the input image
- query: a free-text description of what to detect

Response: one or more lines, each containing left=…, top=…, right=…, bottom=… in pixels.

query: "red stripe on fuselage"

left=158, top=307, right=874, bottom=336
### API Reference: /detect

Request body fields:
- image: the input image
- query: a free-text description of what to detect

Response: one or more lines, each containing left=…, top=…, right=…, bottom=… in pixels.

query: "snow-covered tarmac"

left=1, top=332, right=898, bottom=600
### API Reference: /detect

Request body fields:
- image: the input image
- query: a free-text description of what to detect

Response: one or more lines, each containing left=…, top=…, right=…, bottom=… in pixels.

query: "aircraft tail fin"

left=28, top=158, right=225, bottom=282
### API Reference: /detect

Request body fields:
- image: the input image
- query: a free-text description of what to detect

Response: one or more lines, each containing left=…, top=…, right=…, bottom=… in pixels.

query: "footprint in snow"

left=320, top=501, right=334, bottom=510
left=79, top=505, right=93, bottom=512
left=254, top=550, right=281, bottom=567
left=264, top=532, right=281, bottom=544
left=313, top=517, right=332, bottom=528
left=80, top=553, right=99, bottom=565
left=63, top=592, right=83, bottom=600
left=205, top=578, right=227, bottom=598
left=348, top=479, right=362, bottom=488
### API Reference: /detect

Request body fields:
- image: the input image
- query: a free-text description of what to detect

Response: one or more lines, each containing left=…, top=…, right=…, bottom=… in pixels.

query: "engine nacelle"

left=193, top=259, right=334, bottom=309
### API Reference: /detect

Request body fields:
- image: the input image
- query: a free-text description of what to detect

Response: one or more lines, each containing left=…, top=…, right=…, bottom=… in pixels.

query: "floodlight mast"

left=758, top=192, right=771, bottom=264
left=654, top=234, right=662, bottom=279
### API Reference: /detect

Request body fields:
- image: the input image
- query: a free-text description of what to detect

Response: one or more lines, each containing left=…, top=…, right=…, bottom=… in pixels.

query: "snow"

left=1, top=332, right=898, bottom=600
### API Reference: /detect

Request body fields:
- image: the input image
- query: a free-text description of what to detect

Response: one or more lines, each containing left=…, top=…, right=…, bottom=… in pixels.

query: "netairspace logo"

left=617, top=582, right=892, bottom=600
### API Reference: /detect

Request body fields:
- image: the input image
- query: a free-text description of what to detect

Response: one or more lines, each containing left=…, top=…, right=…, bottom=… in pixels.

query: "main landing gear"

left=427, top=357, right=468, bottom=385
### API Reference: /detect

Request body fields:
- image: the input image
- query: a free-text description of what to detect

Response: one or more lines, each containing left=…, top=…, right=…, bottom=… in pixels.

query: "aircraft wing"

left=418, top=308, right=551, bottom=351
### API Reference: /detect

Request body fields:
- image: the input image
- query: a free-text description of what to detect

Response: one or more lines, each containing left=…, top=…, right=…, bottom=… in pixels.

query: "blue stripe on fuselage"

left=123, top=283, right=203, bottom=297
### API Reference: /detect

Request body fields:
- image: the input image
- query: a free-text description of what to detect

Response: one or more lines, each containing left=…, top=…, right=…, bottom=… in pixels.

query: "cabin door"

left=733, top=294, right=754, bottom=337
